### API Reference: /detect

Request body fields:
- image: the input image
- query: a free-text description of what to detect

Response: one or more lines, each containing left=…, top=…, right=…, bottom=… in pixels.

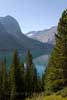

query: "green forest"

left=0, top=9, right=67, bottom=100
left=0, top=49, right=44, bottom=100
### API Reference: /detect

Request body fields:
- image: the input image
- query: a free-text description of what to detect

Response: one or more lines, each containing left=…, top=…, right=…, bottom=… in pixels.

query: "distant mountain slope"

left=0, top=15, right=21, bottom=36
left=26, top=26, right=57, bottom=44
left=0, top=22, right=22, bottom=48
left=0, top=15, right=53, bottom=61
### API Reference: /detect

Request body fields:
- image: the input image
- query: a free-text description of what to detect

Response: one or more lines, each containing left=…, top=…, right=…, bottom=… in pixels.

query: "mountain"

left=26, top=26, right=57, bottom=44
left=0, top=15, right=53, bottom=62
left=0, top=15, right=21, bottom=37
left=0, top=21, right=22, bottom=48
left=26, top=26, right=57, bottom=64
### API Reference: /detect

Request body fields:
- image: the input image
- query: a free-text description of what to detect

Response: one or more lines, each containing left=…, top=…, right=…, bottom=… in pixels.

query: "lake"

left=0, top=51, right=48, bottom=77
left=35, top=63, right=48, bottom=77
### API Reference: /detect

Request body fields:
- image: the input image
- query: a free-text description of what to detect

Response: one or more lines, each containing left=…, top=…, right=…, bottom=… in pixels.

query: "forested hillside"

left=44, top=9, right=67, bottom=95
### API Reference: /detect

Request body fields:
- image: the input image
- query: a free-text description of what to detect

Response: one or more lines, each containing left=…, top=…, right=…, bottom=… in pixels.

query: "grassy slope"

left=26, top=94, right=67, bottom=100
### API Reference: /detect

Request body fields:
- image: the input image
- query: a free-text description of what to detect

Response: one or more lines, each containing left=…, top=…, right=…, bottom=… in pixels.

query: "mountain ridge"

left=26, top=26, right=57, bottom=44
left=0, top=15, right=53, bottom=62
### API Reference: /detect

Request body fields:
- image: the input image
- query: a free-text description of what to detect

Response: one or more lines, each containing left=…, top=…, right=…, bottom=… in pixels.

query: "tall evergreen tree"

left=44, top=9, right=67, bottom=95
left=26, top=50, right=38, bottom=96
left=9, top=49, right=25, bottom=100
left=17, top=62, right=25, bottom=99
left=20, top=62, right=25, bottom=94
left=9, top=49, right=19, bottom=100
left=9, top=64, right=16, bottom=100
left=1, top=57, right=8, bottom=99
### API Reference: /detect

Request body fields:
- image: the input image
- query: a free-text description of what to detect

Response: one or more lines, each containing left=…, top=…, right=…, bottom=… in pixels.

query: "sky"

left=0, top=0, right=67, bottom=33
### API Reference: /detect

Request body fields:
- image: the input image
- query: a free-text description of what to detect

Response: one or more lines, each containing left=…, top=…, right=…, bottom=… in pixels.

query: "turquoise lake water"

left=36, top=65, right=45, bottom=76
left=36, top=63, right=48, bottom=77
left=0, top=51, right=48, bottom=77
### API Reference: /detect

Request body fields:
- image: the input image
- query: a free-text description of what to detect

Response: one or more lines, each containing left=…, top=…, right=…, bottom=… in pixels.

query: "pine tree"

left=19, top=62, right=25, bottom=95
left=9, top=64, right=16, bottom=100
left=1, top=57, right=8, bottom=99
left=9, top=49, right=19, bottom=100
left=44, top=9, right=67, bottom=95
left=26, top=50, right=38, bottom=96
left=26, top=50, right=33, bottom=96
left=17, top=62, right=25, bottom=99
left=9, top=49, right=25, bottom=100
left=30, top=64, right=38, bottom=93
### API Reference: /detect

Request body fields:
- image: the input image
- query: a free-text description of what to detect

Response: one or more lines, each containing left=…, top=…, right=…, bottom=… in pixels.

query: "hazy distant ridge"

left=26, top=26, right=57, bottom=44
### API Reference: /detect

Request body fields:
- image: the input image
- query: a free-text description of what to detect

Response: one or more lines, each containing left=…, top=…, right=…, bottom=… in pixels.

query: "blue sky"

left=0, top=0, right=67, bottom=33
